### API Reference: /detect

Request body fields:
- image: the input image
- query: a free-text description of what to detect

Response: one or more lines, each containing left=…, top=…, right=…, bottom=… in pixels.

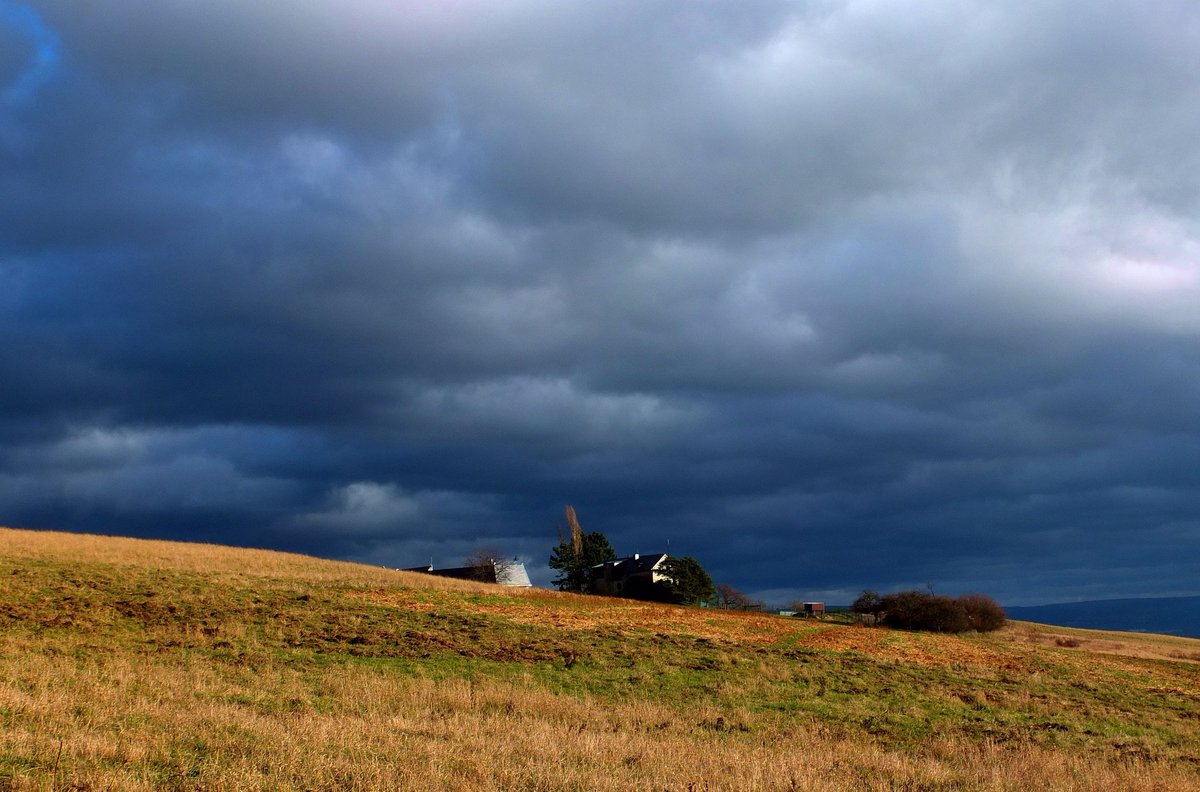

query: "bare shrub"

left=716, top=584, right=763, bottom=611
left=959, top=593, right=1007, bottom=632
left=851, top=590, right=884, bottom=625
left=877, top=590, right=1005, bottom=633
left=465, top=547, right=506, bottom=582
left=880, top=591, right=969, bottom=632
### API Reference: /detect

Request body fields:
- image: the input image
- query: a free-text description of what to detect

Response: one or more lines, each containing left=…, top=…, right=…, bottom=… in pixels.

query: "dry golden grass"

left=0, top=526, right=479, bottom=591
left=1004, top=620, right=1200, bottom=665
left=3, top=636, right=1196, bottom=792
left=2, top=526, right=1199, bottom=791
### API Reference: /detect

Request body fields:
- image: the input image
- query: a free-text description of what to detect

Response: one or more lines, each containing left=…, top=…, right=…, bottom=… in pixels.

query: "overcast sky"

left=2, top=1, right=1198, bottom=605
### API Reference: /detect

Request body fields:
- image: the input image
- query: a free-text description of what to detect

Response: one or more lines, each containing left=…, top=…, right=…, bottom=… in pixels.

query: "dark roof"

left=403, top=560, right=532, bottom=586
left=423, top=565, right=487, bottom=582
left=592, top=553, right=668, bottom=575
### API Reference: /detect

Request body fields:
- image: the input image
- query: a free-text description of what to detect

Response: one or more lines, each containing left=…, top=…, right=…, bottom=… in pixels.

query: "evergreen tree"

left=548, top=530, right=616, bottom=592
left=658, top=556, right=715, bottom=606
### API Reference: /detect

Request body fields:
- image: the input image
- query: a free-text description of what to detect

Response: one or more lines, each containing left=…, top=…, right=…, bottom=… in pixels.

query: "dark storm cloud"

left=3, top=1, right=1199, bottom=603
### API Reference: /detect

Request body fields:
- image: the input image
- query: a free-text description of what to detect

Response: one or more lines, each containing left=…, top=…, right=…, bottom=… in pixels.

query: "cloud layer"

left=2, top=1, right=1199, bottom=603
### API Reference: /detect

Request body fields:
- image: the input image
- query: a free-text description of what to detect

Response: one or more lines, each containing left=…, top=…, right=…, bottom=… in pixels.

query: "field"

left=1, top=527, right=1198, bottom=791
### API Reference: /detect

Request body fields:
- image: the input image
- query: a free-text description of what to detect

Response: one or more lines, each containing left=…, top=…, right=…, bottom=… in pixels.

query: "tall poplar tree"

left=548, top=505, right=616, bottom=592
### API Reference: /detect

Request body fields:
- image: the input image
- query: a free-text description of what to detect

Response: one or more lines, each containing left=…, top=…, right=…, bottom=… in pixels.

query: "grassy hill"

left=1, top=527, right=1198, bottom=791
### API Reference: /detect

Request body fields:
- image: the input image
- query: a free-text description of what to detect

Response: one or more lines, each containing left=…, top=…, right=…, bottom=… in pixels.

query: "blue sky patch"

left=1, top=1, right=59, bottom=105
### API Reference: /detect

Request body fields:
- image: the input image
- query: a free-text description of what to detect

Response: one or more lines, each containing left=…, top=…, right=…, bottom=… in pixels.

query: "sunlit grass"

left=2, top=526, right=1198, bottom=790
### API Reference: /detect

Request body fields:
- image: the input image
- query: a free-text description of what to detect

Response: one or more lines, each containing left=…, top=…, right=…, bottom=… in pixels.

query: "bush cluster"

left=853, top=589, right=1006, bottom=633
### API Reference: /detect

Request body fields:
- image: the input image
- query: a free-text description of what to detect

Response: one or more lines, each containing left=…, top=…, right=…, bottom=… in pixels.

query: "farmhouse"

left=590, top=552, right=670, bottom=596
left=405, top=559, right=532, bottom=587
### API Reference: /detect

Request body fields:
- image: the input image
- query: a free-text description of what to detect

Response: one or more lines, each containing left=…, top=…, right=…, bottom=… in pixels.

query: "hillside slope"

left=2, top=527, right=1199, bottom=791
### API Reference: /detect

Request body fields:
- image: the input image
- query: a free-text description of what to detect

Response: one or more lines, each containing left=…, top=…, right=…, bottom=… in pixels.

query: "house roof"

left=592, top=553, right=668, bottom=575
left=494, top=561, right=532, bottom=587
left=404, top=560, right=532, bottom=586
left=418, top=565, right=484, bottom=581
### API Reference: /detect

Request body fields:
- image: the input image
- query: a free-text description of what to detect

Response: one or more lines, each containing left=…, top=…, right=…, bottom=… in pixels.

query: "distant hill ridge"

left=1005, top=595, right=1200, bottom=639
